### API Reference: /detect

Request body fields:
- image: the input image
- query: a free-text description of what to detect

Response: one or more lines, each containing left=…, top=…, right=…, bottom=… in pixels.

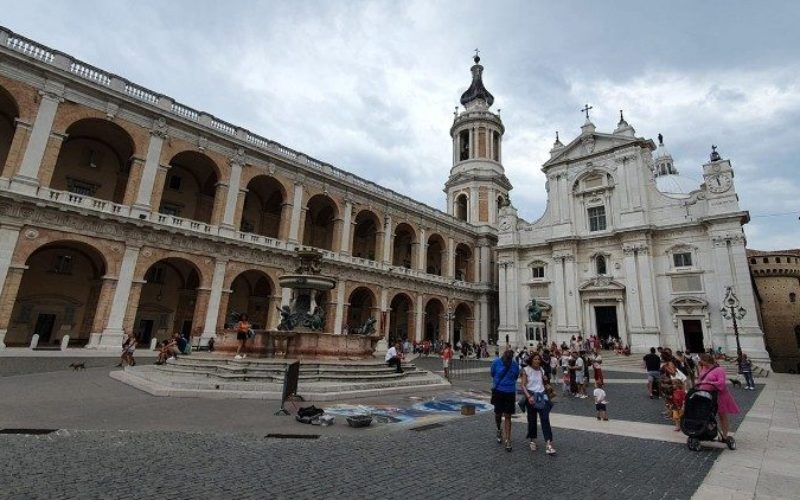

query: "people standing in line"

left=442, top=342, right=454, bottom=379
left=520, top=353, right=557, bottom=455
left=697, top=354, right=740, bottom=442
left=593, top=382, right=608, bottom=421
left=234, top=313, right=251, bottom=360
left=643, top=347, right=662, bottom=398
left=738, top=353, right=755, bottom=390
left=592, top=349, right=604, bottom=387
left=490, top=349, right=520, bottom=452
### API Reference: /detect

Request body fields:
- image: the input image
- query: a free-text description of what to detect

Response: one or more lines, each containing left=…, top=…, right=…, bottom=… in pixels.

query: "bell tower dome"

left=445, top=52, right=512, bottom=226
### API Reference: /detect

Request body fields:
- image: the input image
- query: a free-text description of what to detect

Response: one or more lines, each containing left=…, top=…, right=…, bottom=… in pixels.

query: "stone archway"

left=455, top=193, right=468, bottom=221
left=392, top=223, right=416, bottom=269
left=239, top=176, right=285, bottom=238
left=226, top=270, right=274, bottom=330
left=6, top=241, right=107, bottom=347
left=159, top=151, right=220, bottom=223
left=49, top=118, right=135, bottom=204
left=0, top=85, right=19, bottom=173
left=135, top=257, right=202, bottom=345
left=455, top=243, right=473, bottom=282
left=347, top=287, right=376, bottom=332
left=426, top=234, right=446, bottom=276
left=352, top=210, right=380, bottom=260
left=424, top=298, right=445, bottom=341
left=453, top=302, right=474, bottom=344
left=389, top=293, right=414, bottom=342
left=303, top=194, right=338, bottom=251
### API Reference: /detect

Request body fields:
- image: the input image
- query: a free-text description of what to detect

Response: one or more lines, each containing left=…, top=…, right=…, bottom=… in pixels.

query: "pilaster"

left=98, top=245, right=140, bottom=348
left=130, top=123, right=167, bottom=218
left=201, top=259, right=228, bottom=346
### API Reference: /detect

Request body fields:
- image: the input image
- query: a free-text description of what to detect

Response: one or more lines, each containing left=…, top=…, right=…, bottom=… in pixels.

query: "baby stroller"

left=680, top=387, right=736, bottom=451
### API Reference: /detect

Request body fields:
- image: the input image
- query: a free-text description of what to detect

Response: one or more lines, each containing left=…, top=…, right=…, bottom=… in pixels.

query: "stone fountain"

left=216, top=249, right=383, bottom=359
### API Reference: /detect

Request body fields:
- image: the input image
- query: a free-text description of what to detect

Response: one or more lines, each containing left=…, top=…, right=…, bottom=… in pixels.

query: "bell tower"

left=445, top=52, right=512, bottom=226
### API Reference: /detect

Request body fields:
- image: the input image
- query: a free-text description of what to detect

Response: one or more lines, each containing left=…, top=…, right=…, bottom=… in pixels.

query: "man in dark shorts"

left=643, top=347, right=662, bottom=398
left=490, top=349, right=520, bottom=452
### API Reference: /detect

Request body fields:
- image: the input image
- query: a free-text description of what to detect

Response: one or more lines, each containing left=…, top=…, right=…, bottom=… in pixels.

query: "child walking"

left=593, top=382, right=608, bottom=421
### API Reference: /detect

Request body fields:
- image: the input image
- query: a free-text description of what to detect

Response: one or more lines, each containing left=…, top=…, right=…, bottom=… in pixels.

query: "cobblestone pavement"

left=1, top=413, right=719, bottom=500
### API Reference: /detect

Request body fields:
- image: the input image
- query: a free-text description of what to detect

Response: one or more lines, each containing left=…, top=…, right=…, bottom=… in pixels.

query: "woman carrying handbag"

left=520, top=352, right=557, bottom=455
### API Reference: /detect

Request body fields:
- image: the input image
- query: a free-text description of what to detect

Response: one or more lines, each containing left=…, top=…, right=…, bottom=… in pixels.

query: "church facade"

left=496, top=111, right=768, bottom=360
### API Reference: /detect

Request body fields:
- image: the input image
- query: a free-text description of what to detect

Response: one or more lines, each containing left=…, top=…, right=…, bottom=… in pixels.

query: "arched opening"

left=135, top=258, right=201, bottom=345
left=352, top=210, right=380, bottom=260
left=426, top=234, right=446, bottom=276
left=0, top=86, right=19, bottom=171
left=303, top=194, right=337, bottom=251
left=497, top=195, right=504, bottom=212
left=392, top=223, right=416, bottom=269
left=455, top=194, right=468, bottom=221
left=50, top=118, right=135, bottom=203
left=389, top=293, right=414, bottom=342
left=424, top=298, right=445, bottom=341
left=453, top=303, right=473, bottom=344
left=226, top=270, right=273, bottom=330
left=7, top=242, right=107, bottom=347
left=346, top=287, right=376, bottom=331
left=159, top=151, right=219, bottom=223
left=455, top=243, right=473, bottom=282
left=240, top=176, right=285, bottom=238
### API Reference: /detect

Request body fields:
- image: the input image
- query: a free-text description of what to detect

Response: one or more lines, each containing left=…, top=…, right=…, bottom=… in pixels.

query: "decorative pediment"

left=670, top=296, right=708, bottom=314
left=578, top=277, right=625, bottom=291
left=543, top=132, right=644, bottom=168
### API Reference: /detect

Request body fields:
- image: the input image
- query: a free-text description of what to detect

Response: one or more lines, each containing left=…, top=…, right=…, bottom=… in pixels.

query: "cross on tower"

left=580, top=103, right=593, bottom=120
left=474, top=48, right=480, bottom=58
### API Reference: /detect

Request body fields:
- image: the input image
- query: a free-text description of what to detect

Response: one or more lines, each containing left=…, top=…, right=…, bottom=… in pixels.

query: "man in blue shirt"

left=490, top=349, right=520, bottom=451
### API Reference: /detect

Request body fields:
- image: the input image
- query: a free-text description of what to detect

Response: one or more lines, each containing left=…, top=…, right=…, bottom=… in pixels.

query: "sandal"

left=529, top=441, right=537, bottom=451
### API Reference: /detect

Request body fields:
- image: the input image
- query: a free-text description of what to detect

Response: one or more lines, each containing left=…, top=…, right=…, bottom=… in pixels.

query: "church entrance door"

left=594, top=306, right=618, bottom=342
left=682, top=320, right=704, bottom=353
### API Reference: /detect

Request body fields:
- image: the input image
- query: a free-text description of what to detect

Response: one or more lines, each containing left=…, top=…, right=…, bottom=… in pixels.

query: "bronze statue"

left=527, top=300, right=542, bottom=322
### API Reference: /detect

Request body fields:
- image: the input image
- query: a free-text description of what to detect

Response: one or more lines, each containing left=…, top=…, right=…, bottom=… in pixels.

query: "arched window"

left=763, top=257, right=769, bottom=264
left=791, top=292, right=796, bottom=303
left=455, top=194, right=468, bottom=221
left=596, top=255, right=607, bottom=275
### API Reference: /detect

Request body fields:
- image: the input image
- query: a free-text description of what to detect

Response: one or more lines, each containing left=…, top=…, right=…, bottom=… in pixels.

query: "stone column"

left=217, top=290, right=232, bottom=333
left=88, top=277, right=117, bottom=347
left=219, top=160, right=243, bottom=235
left=11, top=83, right=64, bottom=195
left=415, top=295, right=425, bottom=341
left=122, top=280, right=145, bottom=335
left=480, top=245, right=492, bottom=283
left=0, top=265, right=25, bottom=349
left=375, top=287, right=389, bottom=352
left=339, top=199, right=353, bottom=255
left=147, top=164, right=171, bottom=216
left=201, top=259, right=228, bottom=346
left=34, top=132, right=67, bottom=190
left=564, top=255, right=579, bottom=331
left=1, top=120, right=31, bottom=179
left=417, top=227, right=427, bottom=271
left=331, top=217, right=344, bottom=253
left=623, top=248, right=643, bottom=331
left=446, top=237, right=455, bottom=278
left=636, top=248, right=659, bottom=331
left=333, top=280, right=346, bottom=334
left=0, top=224, right=21, bottom=300
left=99, top=246, right=140, bottom=348
left=382, top=215, right=392, bottom=264
left=192, top=288, right=211, bottom=339
left=469, top=186, right=478, bottom=223
left=479, top=298, right=490, bottom=342
left=122, top=156, right=146, bottom=207
left=288, top=181, right=305, bottom=244
left=130, top=128, right=166, bottom=218
left=278, top=202, right=293, bottom=241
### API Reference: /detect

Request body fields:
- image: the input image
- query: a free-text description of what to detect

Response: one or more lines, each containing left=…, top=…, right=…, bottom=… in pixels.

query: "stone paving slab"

left=0, top=414, right=720, bottom=499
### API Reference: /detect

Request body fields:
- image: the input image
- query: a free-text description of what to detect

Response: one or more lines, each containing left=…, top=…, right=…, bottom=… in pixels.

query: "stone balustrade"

left=39, top=187, right=130, bottom=217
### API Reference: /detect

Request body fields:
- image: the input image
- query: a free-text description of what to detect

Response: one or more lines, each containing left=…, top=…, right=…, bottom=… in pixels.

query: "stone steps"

left=111, top=355, right=449, bottom=400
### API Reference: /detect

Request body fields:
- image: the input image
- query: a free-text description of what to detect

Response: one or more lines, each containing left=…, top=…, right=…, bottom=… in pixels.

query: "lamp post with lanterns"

left=720, top=286, right=746, bottom=359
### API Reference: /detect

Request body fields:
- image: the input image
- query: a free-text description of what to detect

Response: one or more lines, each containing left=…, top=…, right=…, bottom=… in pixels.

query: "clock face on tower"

left=707, top=172, right=732, bottom=193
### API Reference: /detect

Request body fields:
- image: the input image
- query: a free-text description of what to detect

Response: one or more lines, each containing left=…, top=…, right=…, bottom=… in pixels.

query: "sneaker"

left=505, top=440, right=512, bottom=452
left=167, top=357, right=175, bottom=361
left=546, top=444, right=556, bottom=455
left=529, top=441, right=537, bottom=451
left=496, top=429, right=502, bottom=444
left=234, top=354, right=242, bottom=360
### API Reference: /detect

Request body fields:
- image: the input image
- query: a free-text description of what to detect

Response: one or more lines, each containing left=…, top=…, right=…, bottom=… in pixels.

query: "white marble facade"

left=496, top=114, right=768, bottom=360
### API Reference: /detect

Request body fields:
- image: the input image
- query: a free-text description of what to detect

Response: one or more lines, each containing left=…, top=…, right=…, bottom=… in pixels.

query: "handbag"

left=533, top=392, right=548, bottom=411
left=671, top=369, right=687, bottom=383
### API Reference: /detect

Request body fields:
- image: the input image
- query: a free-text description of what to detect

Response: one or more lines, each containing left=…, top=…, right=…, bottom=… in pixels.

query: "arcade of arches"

left=239, top=176, right=285, bottom=238
left=159, top=152, right=219, bottom=223
left=225, top=271, right=274, bottom=330
left=303, top=195, right=338, bottom=251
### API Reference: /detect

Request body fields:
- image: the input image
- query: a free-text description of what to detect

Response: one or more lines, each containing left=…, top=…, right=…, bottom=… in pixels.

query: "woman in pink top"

left=697, top=353, right=740, bottom=441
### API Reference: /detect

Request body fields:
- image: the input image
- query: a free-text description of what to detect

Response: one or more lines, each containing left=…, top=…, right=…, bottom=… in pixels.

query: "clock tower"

left=703, top=145, right=739, bottom=217
left=445, top=52, right=512, bottom=227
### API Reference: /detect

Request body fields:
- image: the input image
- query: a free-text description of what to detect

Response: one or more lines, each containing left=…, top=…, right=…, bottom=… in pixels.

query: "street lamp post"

left=720, top=286, right=746, bottom=359
left=445, top=300, right=456, bottom=346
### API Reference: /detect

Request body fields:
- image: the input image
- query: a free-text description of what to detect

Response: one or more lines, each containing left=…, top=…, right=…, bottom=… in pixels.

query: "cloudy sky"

left=4, top=0, right=799, bottom=249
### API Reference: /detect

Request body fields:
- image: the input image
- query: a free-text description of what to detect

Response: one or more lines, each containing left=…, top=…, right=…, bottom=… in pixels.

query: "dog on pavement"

left=69, top=362, right=86, bottom=371
left=728, top=378, right=742, bottom=388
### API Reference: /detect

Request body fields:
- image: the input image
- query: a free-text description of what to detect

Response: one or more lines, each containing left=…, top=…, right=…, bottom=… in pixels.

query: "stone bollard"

left=60, top=335, right=70, bottom=351
left=149, top=338, right=158, bottom=351
left=29, top=333, right=40, bottom=349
